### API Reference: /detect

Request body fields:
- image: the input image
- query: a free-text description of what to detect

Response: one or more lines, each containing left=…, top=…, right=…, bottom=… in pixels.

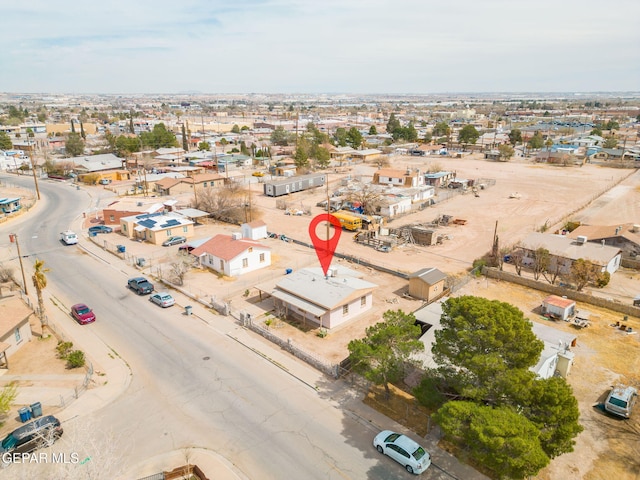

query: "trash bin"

left=117, top=245, right=126, bottom=253
left=185, top=306, right=192, bottom=316
left=18, top=407, right=31, bottom=423
left=137, top=258, right=146, bottom=267
left=89, top=231, right=97, bottom=238
left=30, top=402, right=42, bottom=418
left=285, top=268, right=293, bottom=275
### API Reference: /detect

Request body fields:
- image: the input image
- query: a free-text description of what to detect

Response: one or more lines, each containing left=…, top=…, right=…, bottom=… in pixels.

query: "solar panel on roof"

left=138, top=219, right=156, bottom=228
left=166, top=219, right=180, bottom=225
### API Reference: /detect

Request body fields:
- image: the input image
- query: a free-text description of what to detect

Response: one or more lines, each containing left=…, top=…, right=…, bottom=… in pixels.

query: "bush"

left=56, top=341, right=73, bottom=359
left=66, top=350, right=86, bottom=369
left=596, top=271, right=611, bottom=288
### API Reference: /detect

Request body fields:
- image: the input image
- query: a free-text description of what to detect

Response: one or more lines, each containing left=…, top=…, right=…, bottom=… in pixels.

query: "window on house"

left=109, top=215, right=115, bottom=222
left=123, top=224, right=127, bottom=232
left=343, top=304, right=349, bottom=315
left=242, top=258, right=248, bottom=268
left=183, top=226, right=188, bottom=233
left=220, top=259, right=225, bottom=269
left=166, top=230, right=172, bottom=236
left=203, top=182, right=207, bottom=187
left=259, top=253, right=265, bottom=263
left=14, top=328, right=21, bottom=343
left=361, top=296, right=366, bottom=306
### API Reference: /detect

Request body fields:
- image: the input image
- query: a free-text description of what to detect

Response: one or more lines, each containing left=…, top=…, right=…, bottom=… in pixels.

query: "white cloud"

left=2, top=0, right=639, bottom=93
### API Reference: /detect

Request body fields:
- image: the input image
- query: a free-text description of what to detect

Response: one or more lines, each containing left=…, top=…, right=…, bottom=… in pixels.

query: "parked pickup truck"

left=127, top=277, right=154, bottom=295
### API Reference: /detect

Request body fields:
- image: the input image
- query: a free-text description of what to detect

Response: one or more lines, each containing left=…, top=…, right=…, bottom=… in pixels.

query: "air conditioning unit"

left=576, top=235, right=587, bottom=245
left=231, top=232, right=242, bottom=240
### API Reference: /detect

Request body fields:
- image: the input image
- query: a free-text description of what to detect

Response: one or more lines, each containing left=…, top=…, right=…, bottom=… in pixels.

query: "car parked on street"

left=127, top=277, right=154, bottom=295
left=88, top=225, right=113, bottom=234
left=71, top=303, right=96, bottom=324
left=149, top=292, right=175, bottom=308
left=373, top=430, right=431, bottom=474
left=162, top=236, right=187, bottom=246
left=0, top=416, right=63, bottom=456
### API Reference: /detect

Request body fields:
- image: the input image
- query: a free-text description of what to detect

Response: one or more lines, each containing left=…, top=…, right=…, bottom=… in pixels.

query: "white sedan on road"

left=149, top=292, right=175, bottom=308
left=373, top=430, right=431, bottom=474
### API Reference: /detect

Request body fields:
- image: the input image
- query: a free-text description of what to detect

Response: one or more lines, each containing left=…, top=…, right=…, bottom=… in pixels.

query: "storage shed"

left=541, top=295, right=576, bottom=321
left=263, top=173, right=326, bottom=197
left=408, top=267, right=447, bottom=303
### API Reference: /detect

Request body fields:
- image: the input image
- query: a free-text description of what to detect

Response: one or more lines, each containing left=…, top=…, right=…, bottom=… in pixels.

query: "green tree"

left=434, top=401, right=550, bottom=479
left=231, top=124, right=240, bottom=134
left=311, top=145, right=331, bottom=168
left=140, top=123, right=178, bottom=149
left=32, top=259, right=50, bottom=328
left=348, top=309, right=423, bottom=399
left=603, top=136, right=618, bottom=149
left=386, top=113, right=401, bottom=135
left=70, top=120, right=76, bottom=134
left=368, top=125, right=377, bottom=135
left=79, top=122, right=86, bottom=140
left=181, top=123, right=188, bottom=151
left=294, top=135, right=310, bottom=168
left=114, top=136, right=140, bottom=158
left=129, top=115, right=135, bottom=134
left=431, top=296, right=543, bottom=404
left=498, top=144, right=515, bottom=161
left=604, top=120, right=619, bottom=130
left=65, top=132, right=85, bottom=157
left=270, top=126, right=290, bottom=146
left=432, top=121, right=450, bottom=137
left=591, top=127, right=603, bottom=137
left=0, top=131, right=12, bottom=150
left=423, top=131, right=433, bottom=144
left=457, top=125, right=479, bottom=150
left=333, top=127, right=348, bottom=147
left=508, top=128, right=522, bottom=146
left=346, top=127, right=363, bottom=149
left=198, top=141, right=211, bottom=151
left=528, top=132, right=544, bottom=150
left=516, top=377, right=583, bottom=458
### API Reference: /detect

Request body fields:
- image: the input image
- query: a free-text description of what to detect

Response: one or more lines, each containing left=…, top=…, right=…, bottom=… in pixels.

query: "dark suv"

left=127, top=277, right=154, bottom=295
left=0, top=416, right=63, bottom=455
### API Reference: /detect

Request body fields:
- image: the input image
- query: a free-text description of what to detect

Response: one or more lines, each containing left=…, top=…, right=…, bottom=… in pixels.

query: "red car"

left=71, top=304, right=96, bottom=325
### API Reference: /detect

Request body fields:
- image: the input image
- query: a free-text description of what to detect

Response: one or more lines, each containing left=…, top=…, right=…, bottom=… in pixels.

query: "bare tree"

left=511, top=249, right=525, bottom=276
left=569, top=258, right=601, bottom=291
left=193, top=183, right=255, bottom=224
left=531, top=247, right=550, bottom=281
left=170, top=260, right=192, bottom=286
left=345, top=184, right=384, bottom=216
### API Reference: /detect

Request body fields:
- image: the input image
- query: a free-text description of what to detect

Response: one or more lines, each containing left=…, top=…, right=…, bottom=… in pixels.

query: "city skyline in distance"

left=3, top=0, right=639, bottom=95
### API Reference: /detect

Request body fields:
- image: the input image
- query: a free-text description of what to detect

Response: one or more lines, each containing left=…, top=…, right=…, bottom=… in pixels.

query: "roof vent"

left=231, top=232, right=242, bottom=240
left=576, top=235, right=587, bottom=245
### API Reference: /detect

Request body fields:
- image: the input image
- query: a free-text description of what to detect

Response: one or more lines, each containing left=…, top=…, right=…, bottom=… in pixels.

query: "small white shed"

left=541, top=295, right=576, bottom=321
left=241, top=220, right=268, bottom=240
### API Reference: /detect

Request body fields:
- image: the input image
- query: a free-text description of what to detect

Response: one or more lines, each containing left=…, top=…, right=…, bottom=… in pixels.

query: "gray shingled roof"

left=519, top=232, right=621, bottom=265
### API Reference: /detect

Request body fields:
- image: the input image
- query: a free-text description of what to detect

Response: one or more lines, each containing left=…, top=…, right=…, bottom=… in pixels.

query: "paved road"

left=2, top=176, right=449, bottom=479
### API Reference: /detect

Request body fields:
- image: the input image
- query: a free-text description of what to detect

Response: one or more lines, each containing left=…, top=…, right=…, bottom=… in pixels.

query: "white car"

left=60, top=230, right=78, bottom=245
left=373, top=430, right=431, bottom=474
left=149, top=292, right=175, bottom=308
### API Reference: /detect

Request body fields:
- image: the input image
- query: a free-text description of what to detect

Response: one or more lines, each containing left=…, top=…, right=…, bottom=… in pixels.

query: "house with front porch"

left=0, top=295, right=34, bottom=368
left=373, top=168, right=424, bottom=188
left=154, top=173, right=227, bottom=196
left=259, top=265, right=378, bottom=330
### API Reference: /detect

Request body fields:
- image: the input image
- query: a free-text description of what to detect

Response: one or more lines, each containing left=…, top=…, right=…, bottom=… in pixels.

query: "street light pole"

left=9, top=233, right=28, bottom=295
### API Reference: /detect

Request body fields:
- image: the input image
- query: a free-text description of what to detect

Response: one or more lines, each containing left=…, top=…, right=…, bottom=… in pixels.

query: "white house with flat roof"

left=261, top=265, right=378, bottom=330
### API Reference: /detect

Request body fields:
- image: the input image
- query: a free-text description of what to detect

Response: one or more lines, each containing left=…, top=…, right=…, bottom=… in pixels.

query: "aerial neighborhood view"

left=0, top=2, right=639, bottom=479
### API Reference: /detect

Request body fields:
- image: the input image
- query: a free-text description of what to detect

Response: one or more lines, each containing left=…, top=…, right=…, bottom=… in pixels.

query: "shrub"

left=56, top=341, right=73, bottom=359
left=66, top=350, right=86, bottom=369
left=596, top=271, right=610, bottom=288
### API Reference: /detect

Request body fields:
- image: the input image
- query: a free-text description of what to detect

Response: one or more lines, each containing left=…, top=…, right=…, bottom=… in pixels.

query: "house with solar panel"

left=119, top=212, right=194, bottom=245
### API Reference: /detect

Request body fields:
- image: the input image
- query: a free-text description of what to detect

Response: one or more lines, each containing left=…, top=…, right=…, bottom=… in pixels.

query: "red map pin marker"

left=308, top=213, right=342, bottom=276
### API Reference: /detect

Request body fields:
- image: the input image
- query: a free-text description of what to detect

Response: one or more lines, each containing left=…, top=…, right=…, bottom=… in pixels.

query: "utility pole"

left=27, top=134, right=41, bottom=200
left=9, top=234, right=28, bottom=295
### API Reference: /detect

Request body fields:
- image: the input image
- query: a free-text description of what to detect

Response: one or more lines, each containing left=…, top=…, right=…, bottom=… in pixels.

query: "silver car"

left=149, top=292, right=175, bottom=308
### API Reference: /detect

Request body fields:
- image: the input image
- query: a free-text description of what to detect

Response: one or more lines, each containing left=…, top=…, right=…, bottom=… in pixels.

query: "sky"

left=3, top=0, right=640, bottom=94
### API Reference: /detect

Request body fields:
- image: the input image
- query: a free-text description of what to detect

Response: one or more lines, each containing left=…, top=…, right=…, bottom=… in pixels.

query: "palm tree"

left=32, top=259, right=50, bottom=328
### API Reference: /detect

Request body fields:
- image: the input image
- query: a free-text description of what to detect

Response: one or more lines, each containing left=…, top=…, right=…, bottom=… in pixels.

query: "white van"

left=60, top=231, right=78, bottom=245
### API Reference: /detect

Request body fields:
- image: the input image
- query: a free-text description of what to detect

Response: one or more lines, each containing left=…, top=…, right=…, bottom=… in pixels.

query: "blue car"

left=88, top=225, right=113, bottom=234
